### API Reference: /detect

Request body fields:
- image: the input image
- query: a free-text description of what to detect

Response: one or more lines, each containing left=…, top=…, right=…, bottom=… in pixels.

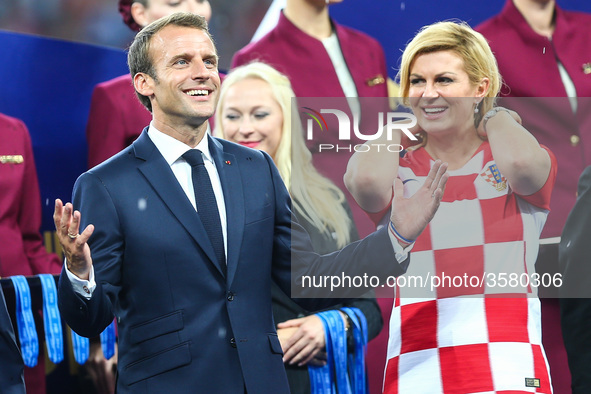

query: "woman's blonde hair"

left=398, top=21, right=501, bottom=117
left=215, top=62, right=352, bottom=247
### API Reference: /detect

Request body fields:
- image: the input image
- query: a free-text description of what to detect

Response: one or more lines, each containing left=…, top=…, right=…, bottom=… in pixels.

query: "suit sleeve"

left=58, top=171, right=123, bottom=337
left=0, top=287, right=25, bottom=394
left=339, top=293, right=382, bottom=341
left=559, top=164, right=591, bottom=296
left=559, top=165, right=591, bottom=392
left=267, top=152, right=408, bottom=309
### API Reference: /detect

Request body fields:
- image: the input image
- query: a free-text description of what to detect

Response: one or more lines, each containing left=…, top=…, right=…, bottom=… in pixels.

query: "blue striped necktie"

left=182, top=149, right=226, bottom=276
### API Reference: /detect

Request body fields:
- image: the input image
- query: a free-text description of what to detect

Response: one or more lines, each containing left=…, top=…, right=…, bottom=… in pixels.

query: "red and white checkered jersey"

left=380, top=142, right=557, bottom=394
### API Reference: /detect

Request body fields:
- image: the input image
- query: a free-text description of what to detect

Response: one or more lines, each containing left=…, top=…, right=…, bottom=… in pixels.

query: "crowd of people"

left=1, top=1, right=590, bottom=393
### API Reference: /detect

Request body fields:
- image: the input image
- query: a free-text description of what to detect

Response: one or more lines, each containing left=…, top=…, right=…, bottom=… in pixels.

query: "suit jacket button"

left=227, top=292, right=234, bottom=301
left=230, top=338, right=237, bottom=348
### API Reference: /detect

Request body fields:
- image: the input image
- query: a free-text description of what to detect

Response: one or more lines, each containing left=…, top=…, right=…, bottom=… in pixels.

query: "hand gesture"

left=276, top=315, right=331, bottom=367
left=390, top=160, right=448, bottom=243
left=85, top=341, right=117, bottom=394
left=53, top=199, right=94, bottom=280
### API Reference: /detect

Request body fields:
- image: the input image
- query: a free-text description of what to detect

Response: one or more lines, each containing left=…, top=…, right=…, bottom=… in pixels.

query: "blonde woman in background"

left=215, top=61, right=383, bottom=394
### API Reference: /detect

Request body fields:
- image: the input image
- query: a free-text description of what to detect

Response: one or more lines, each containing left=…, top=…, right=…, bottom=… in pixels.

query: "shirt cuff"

left=65, top=261, right=96, bottom=300
left=386, top=224, right=415, bottom=263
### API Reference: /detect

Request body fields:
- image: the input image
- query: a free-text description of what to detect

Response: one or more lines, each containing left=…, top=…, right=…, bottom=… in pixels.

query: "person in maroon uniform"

left=0, top=112, right=62, bottom=394
left=86, top=0, right=212, bottom=169
left=476, top=2, right=591, bottom=391
left=231, top=0, right=390, bottom=237
left=232, top=3, right=391, bottom=388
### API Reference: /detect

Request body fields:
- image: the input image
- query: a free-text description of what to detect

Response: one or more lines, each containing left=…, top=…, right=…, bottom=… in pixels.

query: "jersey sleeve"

left=516, top=145, right=557, bottom=210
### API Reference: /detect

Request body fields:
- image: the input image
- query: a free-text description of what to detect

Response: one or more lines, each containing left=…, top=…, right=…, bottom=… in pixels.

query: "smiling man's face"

left=145, top=25, right=220, bottom=131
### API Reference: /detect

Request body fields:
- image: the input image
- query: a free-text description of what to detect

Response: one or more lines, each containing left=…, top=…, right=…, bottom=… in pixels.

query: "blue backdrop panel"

left=330, top=0, right=591, bottom=80
left=0, top=31, right=128, bottom=231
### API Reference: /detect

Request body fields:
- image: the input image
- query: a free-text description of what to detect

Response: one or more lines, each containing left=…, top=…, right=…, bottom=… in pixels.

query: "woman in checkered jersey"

left=345, top=21, right=557, bottom=393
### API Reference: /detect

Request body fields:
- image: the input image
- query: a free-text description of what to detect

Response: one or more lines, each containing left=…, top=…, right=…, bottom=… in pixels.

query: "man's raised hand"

left=53, top=199, right=94, bottom=280
left=389, top=160, right=448, bottom=244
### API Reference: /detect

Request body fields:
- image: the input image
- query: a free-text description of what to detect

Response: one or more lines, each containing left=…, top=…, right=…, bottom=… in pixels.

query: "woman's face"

left=221, top=78, right=284, bottom=159
left=408, top=50, right=488, bottom=136
left=135, top=0, right=212, bottom=27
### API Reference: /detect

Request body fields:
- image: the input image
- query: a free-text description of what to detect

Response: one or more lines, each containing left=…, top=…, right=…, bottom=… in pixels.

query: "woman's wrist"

left=482, top=107, right=512, bottom=135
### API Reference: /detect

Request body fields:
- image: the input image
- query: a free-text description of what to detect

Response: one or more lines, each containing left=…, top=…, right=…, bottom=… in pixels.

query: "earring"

left=474, top=103, right=479, bottom=114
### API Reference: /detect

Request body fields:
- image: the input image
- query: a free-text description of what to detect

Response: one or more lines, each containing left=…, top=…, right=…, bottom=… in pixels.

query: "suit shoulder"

left=561, top=8, right=591, bottom=26
left=231, top=30, right=280, bottom=67
left=90, top=74, right=136, bottom=109
left=578, top=165, right=591, bottom=193
left=94, top=74, right=134, bottom=92
left=0, top=113, right=27, bottom=134
left=88, top=144, right=136, bottom=175
left=0, top=114, right=31, bottom=152
left=337, top=24, right=382, bottom=46
left=475, top=15, right=503, bottom=36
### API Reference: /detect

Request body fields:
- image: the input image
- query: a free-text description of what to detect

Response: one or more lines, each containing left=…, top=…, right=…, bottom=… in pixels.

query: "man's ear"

left=134, top=73, right=153, bottom=97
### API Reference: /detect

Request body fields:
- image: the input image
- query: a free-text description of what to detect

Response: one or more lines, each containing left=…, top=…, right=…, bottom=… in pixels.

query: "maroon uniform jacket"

left=477, top=3, right=591, bottom=392
left=86, top=74, right=152, bottom=168
left=0, top=113, right=61, bottom=394
left=232, top=13, right=392, bottom=393
left=476, top=0, right=591, bottom=239
left=232, top=11, right=390, bottom=237
left=0, top=113, right=61, bottom=277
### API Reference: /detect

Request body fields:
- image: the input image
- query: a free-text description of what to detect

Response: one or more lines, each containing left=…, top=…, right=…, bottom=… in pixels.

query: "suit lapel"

left=133, top=131, right=224, bottom=278
left=209, top=136, right=244, bottom=286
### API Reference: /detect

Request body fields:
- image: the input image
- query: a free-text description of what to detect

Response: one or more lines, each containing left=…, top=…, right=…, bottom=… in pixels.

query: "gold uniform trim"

left=366, top=74, right=385, bottom=87
left=0, top=155, right=24, bottom=164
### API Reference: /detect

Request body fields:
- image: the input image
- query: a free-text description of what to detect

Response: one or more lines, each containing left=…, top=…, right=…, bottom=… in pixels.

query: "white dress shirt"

left=149, top=124, right=228, bottom=255
left=67, top=124, right=228, bottom=299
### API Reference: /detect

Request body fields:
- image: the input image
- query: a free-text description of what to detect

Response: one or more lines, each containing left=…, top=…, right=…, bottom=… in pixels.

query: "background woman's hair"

left=215, top=62, right=353, bottom=247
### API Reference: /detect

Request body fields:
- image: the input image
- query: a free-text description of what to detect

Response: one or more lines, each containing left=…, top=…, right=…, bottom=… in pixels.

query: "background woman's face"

left=305, top=0, right=345, bottom=7
left=221, top=78, right=284, bottom=159
left=407, top=50, right=485, bottom=135
left=139, top=0, right=212, bottom=27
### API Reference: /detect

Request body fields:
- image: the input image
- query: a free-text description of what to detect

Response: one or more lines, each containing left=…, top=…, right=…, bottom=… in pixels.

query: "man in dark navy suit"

left=560, top=165, right=591, bottom=394
left=0, top=288, right=25, bottom=394
left=54, top=12, right=447, bottom=393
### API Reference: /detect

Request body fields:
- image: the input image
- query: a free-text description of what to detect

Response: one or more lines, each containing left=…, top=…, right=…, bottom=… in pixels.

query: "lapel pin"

left=225, top=160, right=231, bottom=165
left=366, top=74, right=385, bottom=87
left=0, top=155, right=24, bottom=164
left=583, top=63, right=591, bottom=75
